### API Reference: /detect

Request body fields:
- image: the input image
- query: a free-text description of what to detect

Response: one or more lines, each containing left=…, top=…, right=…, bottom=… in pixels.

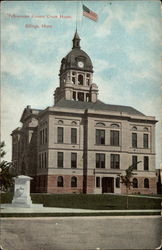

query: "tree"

left=0, top=141, right=16, bottom=192
left=118, top=161, right=141, bottom=209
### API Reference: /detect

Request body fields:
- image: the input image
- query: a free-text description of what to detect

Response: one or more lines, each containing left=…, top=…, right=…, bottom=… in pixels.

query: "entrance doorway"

left=102, top=177, right=114, bottom=193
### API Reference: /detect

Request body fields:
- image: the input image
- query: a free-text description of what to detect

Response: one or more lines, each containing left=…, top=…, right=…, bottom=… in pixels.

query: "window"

left=96, top=129, right=105, bottom=145
left=73, top=92, right=76, bottom=100
left=111, top=124, right=119, bottom=128
left=96, top=153, right=105, bottom=168
left=132, top=133, right=137, bottom=148
left=71, top=128, right=77, bottom=144
left=57, top=176, right=63, bottom=187
left=57, top=152, right=63, bottom=168
left=71, top=153, right=77, bottom=168
left=57, top=127, right=63, bottom=143
left=78, top=92, right=84, bottom=101
left=96, top=122, right=105, bottom=127
left=143, top=134, right=148, bottom=148
left=110, top=130, right=119, bottom=146
left=39, top=154, right=41, bottom=168
left=96, top=177, right=100, bottom=188
left=110, top=154, right=120, bottom=169
left=86, top=93, right=90, bottom=102
left=116, top=177, right=120, bottom=188
left=78, top=74, right=83, bottom=85
left=45, top=152, right=47, bottom=168
left=144, top=178, right=149, bottom=188
left=144, top=156, right=149, bottom=170
left=45, top=128, right=47, bottom=143
left=71, top=176, right=77, bottom=187
left=72, top=77, right=76, bottom=84
left=58, top=120, right=63, bottom=125
left=132, top=155, right=138, bottom=170
left=40, top=130, right=42, bottom=145
left=133, top=178, right=138, bottom=188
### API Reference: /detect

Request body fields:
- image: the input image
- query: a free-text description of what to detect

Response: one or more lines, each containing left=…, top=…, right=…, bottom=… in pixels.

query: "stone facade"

left=11, top=31, right=157, bottom=194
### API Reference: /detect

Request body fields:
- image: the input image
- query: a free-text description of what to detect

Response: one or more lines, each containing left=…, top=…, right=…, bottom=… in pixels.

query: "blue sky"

left=1, top=1, right=161, bottom=168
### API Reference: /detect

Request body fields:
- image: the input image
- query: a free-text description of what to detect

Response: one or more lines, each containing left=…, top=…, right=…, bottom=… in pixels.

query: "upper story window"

left=96, top=129, right=105, bottom=145
left=110, top=130, right=119, bottom=146
left=73, top=92, right=76, bottom=100
left=132, top=133, right=137, bottom=148
left=132, top=155, right=138, bottom=170
left=96, top=153, right=105, bottom=168
left=144, top=156, right=149, bottom=171
left=58, top=120, right=63, bottom=125
left=132, top=126, right=137, bottom=131
left=57, top=127, right=64, bottom=143
left=71, top=153, right=77, bottom=168
left=111, top=123, right=120, bottom=128
left=78, top=74, right=83, bottom=85
left=110, top=154, right=120, bottom=169
left=96, top=122, right=105, bottom=127
left=57, top=152, right=63, bottom=168
left=39, top=128, right=48, bottom=145
left=143, top=134, right=148, bottom=148
left=78, top=92, right=84, bottom=101
left=71, top=128, right=77, bottom=144
left=44, top=128, right=47, bottom=143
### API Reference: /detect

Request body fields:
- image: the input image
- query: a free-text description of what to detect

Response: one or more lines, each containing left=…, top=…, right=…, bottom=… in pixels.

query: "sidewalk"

left=0, top=206, right=161, bottom=215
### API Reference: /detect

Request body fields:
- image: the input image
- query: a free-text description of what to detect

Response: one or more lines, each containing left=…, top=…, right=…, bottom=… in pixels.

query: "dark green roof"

left=54, top=99, right=145, bottom=116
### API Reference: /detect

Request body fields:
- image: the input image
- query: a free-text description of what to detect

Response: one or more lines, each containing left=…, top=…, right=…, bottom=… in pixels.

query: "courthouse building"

left=11, top=31, right=157, bottom=194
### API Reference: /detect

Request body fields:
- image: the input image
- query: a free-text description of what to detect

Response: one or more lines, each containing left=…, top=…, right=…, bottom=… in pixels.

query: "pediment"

left=20, top=108, right=32, bottom=123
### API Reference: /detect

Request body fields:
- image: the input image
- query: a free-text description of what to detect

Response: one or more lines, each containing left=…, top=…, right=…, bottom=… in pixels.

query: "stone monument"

left=1, top=175, right=43, bottom=208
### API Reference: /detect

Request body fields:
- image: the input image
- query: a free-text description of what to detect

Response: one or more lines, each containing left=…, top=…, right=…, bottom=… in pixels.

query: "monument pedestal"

left=1, top=175, right=43, bottom=208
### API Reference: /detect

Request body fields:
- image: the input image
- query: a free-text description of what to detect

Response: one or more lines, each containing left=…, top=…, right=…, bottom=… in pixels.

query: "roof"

left=54, top=98, right=145, bottom=116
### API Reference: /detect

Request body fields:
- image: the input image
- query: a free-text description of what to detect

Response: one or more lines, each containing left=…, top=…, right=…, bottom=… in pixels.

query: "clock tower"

left=54, top=31, right=98, bottom=104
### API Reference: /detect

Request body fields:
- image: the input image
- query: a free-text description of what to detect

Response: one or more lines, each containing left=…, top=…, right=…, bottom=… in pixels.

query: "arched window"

left=144, top=178, right=149, bottom=188
left=133, top=178, right=138, bottom=188
left=132, top=126, right=137, bottom=131
left=78, top=75, right=83, bottom=85
left=57, top=176, right=63, bottom=187
left=111, top=123, right=120, bottom=128
left=116, top=177, right=120, bottom=188
left=58, top=120, right=63, bottom=125
left=96, top=122, right=105, bottom=127
left=71, top=176, right=77, bottom=187
left=144, top=127, right=149, bottom=131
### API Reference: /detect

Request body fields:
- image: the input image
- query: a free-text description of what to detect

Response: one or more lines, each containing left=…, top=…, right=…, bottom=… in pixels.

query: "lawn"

left=1, top=193, right=161, bottom=210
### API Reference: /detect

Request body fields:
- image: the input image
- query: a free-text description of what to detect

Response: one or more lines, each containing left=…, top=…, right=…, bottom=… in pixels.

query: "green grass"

left=1, top=193, right=161, bottom=210
left=1, top=212, right=160, bottom=217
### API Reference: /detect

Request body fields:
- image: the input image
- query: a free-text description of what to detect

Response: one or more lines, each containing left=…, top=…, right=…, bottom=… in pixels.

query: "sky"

left=1, top=0, right=161, bottom=168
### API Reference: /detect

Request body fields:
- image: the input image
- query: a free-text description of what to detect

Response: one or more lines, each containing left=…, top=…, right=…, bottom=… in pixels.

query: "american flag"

left=83, top=5, right=98, bottom=22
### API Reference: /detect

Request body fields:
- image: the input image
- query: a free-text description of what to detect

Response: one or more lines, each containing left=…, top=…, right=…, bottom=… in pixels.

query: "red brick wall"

left=121, top=177, right=157, bottom=195
left=86, top=176, right=95, bottom=194
left=47, top=175, right=84, bottom=194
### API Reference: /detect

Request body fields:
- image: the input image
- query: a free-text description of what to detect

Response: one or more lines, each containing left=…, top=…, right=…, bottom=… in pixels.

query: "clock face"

left=78, top=61, right=84, bottom=68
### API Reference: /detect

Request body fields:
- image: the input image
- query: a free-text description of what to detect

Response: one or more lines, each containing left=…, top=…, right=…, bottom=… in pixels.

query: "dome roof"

left=59, top=31, right=93, bottom=74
